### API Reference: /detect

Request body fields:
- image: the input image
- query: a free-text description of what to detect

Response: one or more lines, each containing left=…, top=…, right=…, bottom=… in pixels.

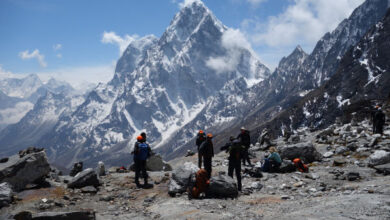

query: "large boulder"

left=0, top=182, right=13, bottom=208
left=0, top=151, right=50, bottom=191
left=206, top=175, right=238, bottom=198
left=367, top=150, right=390, bottom=167
left=168, top=162, right=198, bottom=197
left=279, top=142, right=322, bottom=163
left=146, top=154, right=172, bottom=171
left=67, top=168, right=100, bottom=189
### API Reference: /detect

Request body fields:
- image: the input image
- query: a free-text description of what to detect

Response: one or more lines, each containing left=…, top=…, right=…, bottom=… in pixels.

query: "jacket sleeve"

left=211, top=143, right=214, bottom=157
left=220, top=143, right=230, bottom=152
left=147, top=144, right=152, bottom=158
left=133, top=142, right=139, bottom=155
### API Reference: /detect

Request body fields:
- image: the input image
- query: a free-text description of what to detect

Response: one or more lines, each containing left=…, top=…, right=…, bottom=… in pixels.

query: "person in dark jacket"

left=220, top=136, right=244, bottom=191
left=196, top=130, right=206, bottom=168
left=199, top=133, right=214, bottom=178
left=371, top=105, right=380, bottom=133
left=237, top=127, right=252, bottom=166
left=374, top=107, right=386, bottom=134
left=133, top=135, right=152, bottom=188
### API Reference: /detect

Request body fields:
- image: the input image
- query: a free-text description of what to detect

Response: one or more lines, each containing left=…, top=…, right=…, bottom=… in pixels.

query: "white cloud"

left=0, top=101, right=34, bottom=125
left=239, top=0, right=365, bottom=69
left=19, top=49, right=47, bottom=68
left=206, top=28, right=254, bottom=74
left=245, top=0, right=364, bottom=48
left=101, top=31, right=139, bottom=55
left=56, top=53, right=62, bottom=59
left=53, top=44, right=62, bottom=51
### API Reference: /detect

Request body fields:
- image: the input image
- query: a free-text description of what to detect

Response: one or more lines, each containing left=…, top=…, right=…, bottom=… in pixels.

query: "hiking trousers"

left=242, top=147, right=252, bottom=166
left=228, top=159, right=241, bottom=191
left=198, top=152, right=202, bottom=169
left=203, top=157, right=212, bottom=179
left=134, top=159, right=148, bottom=184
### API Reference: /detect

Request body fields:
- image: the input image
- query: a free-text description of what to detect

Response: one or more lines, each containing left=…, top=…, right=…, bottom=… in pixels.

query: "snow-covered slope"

left=34, top=1, right=270, bottom=168
left=216, top=0, right=390, bottom=144
left=0, top=75, right=75, bottom=130
left=0, top=91, right=84, bottom=157
left=259, top=8, right=390, bottom=137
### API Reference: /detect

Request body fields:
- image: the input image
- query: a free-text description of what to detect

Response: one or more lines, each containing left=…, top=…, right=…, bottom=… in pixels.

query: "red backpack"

left=293, top=158, right=309, bottom=173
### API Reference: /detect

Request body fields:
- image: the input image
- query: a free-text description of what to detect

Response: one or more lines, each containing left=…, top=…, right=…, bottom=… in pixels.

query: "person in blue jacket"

left=133, top=135, right=152, bottom=188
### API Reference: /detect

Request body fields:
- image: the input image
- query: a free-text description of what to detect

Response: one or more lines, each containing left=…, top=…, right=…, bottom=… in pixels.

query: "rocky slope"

left=212, top=0, right=390, bottom=147
left=0, top=117, right=389, bottom=219
left=247, top=7, right=390, bottom=141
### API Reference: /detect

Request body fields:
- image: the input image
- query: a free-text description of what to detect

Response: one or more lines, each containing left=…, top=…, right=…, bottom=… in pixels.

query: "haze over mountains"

left=0, top=0, right=389, bottom=169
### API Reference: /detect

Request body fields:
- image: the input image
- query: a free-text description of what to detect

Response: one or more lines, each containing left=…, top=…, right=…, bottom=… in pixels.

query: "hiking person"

left=262, top=147, right=282, bottom=172
left=220, top=136, right=244, bottom=191
left=196, top=130, right=206, bottom=168
left=372, top=105, right=380, bottom=133
left=237, top=127, right=252, bottom=166
left=187, top=168, right=210, bottom=199
left=133, top=135, right=152, bottom=188
left=199, top=133, right=214, bottom=178
left=374, top=107, right=386, bottom=134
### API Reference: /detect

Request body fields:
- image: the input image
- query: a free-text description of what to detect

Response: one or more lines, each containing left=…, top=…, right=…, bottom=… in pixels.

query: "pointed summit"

left=162, top=0, right=224, bottom=43
left=278, top=45, right=308, bottom=71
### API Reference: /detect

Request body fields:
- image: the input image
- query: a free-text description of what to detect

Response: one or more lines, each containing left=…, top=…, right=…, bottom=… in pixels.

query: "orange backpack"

left=191, top=169, right=210, bottom=198
left=293, top=158, right=309, bottom=173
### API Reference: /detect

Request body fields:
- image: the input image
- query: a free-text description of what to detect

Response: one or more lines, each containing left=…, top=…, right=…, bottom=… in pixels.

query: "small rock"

left=97, top=161, right=105, bottom=176
left=323, top=151, right=334, bottom=158
left=293, top=181, right=304, bottom=187
left=347, top=172, right=360, bottom=181
left=81, top=186, right=98, bottom=193
left=333, top=158, right=347, bottom=166
left=281, top=195, right=291, bottom=200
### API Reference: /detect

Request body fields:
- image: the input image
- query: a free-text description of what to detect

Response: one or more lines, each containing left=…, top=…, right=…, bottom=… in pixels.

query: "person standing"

left=374, top=107, right=386, bottom=134
left=199, top=133, right=214, bottom=178
left=220, top=136, right=243, bottom=191
left=372, top=105, right=379, bottom=133
left=196, top=130, right=206, bottom=168
left=237, top=127, right=252, bottom=166
left=133, top=135, right=151, bottom=188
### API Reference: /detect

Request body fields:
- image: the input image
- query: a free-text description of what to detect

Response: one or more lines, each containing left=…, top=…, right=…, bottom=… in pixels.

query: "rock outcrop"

left=67, top=168, right=100, bottom=189
left=279, top=142, right=322, bottom=163
left=0, top=150, right=50, bottom=191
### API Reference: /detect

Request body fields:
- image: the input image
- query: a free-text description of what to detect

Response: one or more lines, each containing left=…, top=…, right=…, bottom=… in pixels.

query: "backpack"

left=191, top=169, right=210, bottom=198
left=293, top=158, right=308, bottom=173
left=136, top=142, right=149, bottom=161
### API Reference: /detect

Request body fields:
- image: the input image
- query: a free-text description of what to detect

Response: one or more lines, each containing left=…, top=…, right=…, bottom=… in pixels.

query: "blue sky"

left=0, top=0, right=364, bottom=88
